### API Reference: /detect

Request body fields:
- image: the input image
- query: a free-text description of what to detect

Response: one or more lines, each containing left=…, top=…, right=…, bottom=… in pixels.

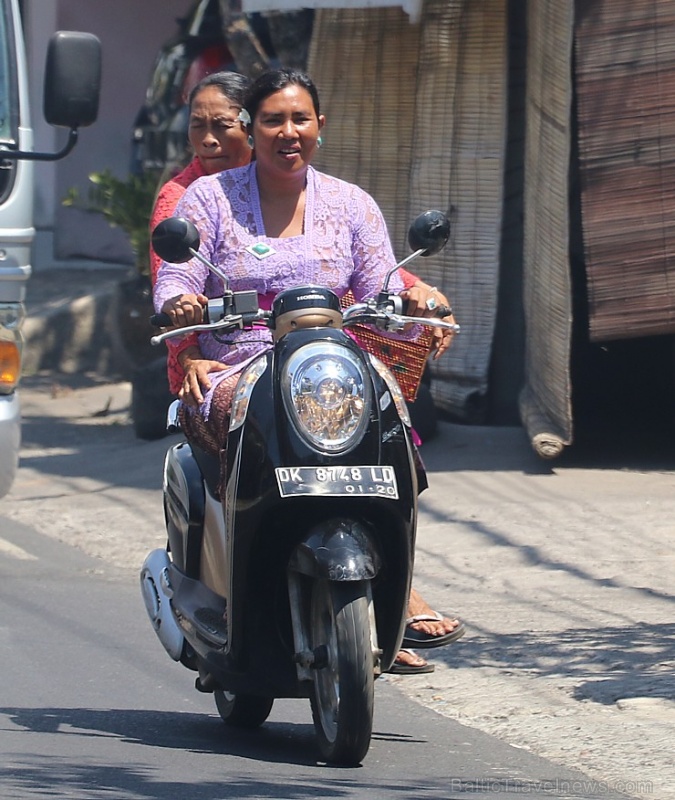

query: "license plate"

left=275, top=465, right=399, bottom=499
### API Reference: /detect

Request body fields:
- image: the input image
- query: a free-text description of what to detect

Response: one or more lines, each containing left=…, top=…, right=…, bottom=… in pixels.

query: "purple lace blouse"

left=154, top=163, right=407, bottom=418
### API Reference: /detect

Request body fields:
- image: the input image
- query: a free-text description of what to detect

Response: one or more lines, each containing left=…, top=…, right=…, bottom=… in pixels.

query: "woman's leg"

left=407, top=587, right=462, bottom=637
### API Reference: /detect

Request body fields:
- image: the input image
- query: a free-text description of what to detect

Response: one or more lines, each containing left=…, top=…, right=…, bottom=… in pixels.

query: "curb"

left=22, top=267, right=129, bottom=377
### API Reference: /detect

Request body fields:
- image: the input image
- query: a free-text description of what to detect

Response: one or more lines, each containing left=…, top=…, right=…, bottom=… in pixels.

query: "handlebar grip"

left=434, top=304, right=453, bottom=318
left=150, top=312, right=173, bottom=328
left=401, top=300, right=454, bottom=318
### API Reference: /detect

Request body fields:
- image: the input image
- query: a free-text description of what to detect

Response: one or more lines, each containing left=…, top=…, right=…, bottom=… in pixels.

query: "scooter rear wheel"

left=214, top=690, right=274, bottom=728
left=309, top=579, right=374, bottom=765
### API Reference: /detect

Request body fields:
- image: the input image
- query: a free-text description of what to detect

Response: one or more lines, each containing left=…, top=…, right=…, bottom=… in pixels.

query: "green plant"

left=63, top=169, right=159, bottom=276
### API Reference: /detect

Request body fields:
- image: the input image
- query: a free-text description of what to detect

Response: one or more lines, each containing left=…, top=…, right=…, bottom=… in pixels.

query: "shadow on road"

left=0, top=704, right=624, bottom=798
left=431, top=621, right=675, bottom=706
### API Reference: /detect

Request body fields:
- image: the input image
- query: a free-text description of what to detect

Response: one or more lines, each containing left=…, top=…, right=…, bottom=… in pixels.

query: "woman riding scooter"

left=153, top=68, right=463, bottom=674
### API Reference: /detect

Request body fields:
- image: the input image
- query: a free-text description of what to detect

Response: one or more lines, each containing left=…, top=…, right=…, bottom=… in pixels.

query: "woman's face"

left=188, top=85, right=251, bottom=175
left=251, top=84, right=325, bottom=180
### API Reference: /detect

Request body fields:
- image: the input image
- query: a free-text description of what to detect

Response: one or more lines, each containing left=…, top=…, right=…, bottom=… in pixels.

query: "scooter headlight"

left=282, top=341, right=370, bottom=453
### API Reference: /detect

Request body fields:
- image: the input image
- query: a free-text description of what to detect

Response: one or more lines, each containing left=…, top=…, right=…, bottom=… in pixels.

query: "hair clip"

left=236, top=108, right=251, bottom=126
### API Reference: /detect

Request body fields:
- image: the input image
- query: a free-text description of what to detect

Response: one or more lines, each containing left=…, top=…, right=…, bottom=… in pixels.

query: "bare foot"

left=406, top=587, right=462, bottom=637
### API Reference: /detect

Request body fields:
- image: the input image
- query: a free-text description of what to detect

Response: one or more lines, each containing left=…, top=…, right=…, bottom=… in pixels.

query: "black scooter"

left=140, top=211, right=456, bottom=764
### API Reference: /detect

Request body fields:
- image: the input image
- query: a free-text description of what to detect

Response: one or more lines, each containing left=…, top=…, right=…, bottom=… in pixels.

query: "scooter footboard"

left=288, top=517, right=381, bottom=580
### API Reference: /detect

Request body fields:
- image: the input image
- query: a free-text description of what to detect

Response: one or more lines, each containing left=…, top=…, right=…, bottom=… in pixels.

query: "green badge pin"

left=247, top=242, right=276, bottom=260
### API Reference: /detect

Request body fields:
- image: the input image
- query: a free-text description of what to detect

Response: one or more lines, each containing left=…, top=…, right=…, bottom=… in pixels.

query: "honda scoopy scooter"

left=140, top=210, right=456, bottom=764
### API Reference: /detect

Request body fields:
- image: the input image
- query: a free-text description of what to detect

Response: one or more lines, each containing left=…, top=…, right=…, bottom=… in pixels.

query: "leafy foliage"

left=63, top=169, right=159, bottom=276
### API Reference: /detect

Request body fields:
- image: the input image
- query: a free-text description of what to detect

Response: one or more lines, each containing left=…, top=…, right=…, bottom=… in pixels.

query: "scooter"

left=140, top=210, right=456, bottom=765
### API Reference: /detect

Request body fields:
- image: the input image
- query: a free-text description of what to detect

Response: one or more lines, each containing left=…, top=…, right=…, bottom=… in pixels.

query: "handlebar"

left=343, top=306, right=460, bottom=335
left=150, top=295, right=459, bottom=345
left=150, top=312, right=173, bottom=328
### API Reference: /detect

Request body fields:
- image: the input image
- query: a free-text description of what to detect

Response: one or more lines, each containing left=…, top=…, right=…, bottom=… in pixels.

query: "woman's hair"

left=187, top=71, right=251, bottom=109
left=244, top=69, right=320, bottom=123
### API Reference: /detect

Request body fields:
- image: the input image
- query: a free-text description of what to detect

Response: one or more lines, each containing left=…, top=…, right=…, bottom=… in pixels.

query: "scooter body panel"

left=163, top=441, right=205, bottom=576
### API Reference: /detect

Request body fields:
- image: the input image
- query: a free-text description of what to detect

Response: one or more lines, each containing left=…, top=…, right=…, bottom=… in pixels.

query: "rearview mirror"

left=152, top=218, right=201, bottom=264
left=407, top=210, right=450, bottom=256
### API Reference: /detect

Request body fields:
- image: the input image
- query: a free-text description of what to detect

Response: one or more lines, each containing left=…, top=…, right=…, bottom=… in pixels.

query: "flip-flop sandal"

left=402, top=611, right=466, bottom=649
left=386, top=648, right=435, bottom=675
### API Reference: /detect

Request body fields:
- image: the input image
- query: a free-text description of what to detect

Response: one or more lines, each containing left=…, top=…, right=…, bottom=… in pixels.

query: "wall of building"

left=22, top=0, right=189, bottom=266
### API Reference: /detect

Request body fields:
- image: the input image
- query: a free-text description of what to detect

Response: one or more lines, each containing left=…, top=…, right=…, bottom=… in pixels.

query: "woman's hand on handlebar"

left=161, top=293, right=208, bottom=328
left=177, top=346, right=227, bottom=407
left=399, top=281, right=457, bottom=360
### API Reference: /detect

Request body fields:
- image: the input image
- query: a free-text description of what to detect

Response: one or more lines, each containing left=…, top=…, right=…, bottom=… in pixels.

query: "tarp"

left=519, top=0, right=574, bottom=456
left=575, top=0, right=675, bottom=342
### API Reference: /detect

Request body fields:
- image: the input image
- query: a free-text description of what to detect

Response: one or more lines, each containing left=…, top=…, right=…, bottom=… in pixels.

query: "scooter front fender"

left=288, top=518, right=381, bottom=580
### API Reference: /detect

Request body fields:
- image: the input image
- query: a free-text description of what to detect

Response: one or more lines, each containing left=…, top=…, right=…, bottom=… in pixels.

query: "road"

left=1, top=514, right=633, bottom=799
left=1, top=372, right=671, bottom=798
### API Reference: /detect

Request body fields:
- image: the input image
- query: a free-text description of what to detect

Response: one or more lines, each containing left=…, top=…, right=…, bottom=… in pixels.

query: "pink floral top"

left=154, top=163, right=409, bottom=418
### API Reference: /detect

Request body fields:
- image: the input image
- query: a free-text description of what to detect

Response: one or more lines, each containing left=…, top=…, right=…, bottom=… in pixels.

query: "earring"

left=317, top=136, right=323, bottom=149
left=247, top=135, right=254, bottom=149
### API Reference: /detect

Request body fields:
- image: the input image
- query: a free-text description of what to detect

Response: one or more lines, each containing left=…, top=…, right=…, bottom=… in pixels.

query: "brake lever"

left=150, top=317, right=243, bottom=346
left=150, top=309, right=272, bottom=346
left=385, top=314, right=461, bottom=334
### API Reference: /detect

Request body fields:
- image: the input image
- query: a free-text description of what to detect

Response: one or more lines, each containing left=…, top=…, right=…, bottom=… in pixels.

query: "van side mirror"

left=44, top=31, right=101, bottom=129
left=0, top=31, right=101, bottom=162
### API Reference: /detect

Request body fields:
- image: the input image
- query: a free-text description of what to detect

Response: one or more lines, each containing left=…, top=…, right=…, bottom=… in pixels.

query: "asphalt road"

left=0, top=516, right=632, bottom=800
left=0, top=375, right=636, bottom=800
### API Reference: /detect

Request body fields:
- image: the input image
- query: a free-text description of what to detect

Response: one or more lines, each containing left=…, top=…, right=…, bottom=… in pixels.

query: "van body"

left=0, top=0, right=100, bottom=497
left=0, top=0, right=31, bottom=497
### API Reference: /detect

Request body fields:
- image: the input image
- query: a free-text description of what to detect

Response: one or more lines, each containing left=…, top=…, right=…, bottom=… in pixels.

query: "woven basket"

left=341, top=292, right=432, bottom=403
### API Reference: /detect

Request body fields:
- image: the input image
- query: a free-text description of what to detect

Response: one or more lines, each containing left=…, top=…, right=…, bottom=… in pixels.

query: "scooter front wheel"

left=309, top=579, right=374, bottom=765
left=214, top=690, right=274, bottom=729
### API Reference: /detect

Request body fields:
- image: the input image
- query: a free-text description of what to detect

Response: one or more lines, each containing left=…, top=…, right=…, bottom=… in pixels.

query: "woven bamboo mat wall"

left=575, top=0, right=675, bottom=341
left=520, top=0, right=574, bottom=456
left=308, top=0, right=507, bottom=419
left=306, top=8, right=420, bottom=248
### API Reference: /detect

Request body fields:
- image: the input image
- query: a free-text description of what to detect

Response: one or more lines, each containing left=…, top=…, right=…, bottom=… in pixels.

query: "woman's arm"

left=348, top=188, right=405, bottom=300
left=153, top=178, right=221, bottom=314
left=149, top=180, right=184, bottom=287
left=149, top=175, right=203, bottom=393
left=347, top=190, right=456, bottom=358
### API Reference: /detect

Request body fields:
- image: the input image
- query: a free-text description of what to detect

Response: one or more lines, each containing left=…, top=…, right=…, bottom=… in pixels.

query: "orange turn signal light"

left=0, top=340, right=21, bottom=389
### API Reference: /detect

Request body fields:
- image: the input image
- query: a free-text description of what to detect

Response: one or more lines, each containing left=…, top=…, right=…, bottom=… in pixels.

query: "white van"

left=0, top=0, right=100, bottom=497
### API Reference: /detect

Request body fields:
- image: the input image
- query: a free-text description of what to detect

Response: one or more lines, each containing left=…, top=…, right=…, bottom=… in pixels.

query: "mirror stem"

left=0, top=128, right=79, bottom=162
left=381, top=248, right=426, bottom=293
left=189, top=248, right=230, bottom=288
